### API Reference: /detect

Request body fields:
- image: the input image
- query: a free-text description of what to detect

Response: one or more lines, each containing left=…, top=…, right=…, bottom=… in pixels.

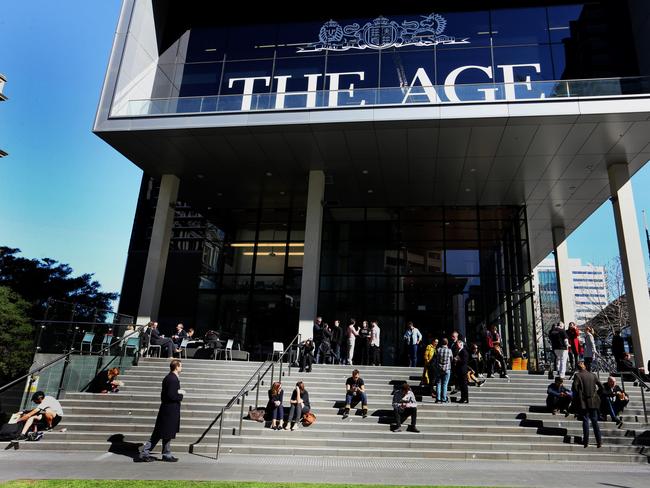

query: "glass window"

left=325, top=53, right=379, bottom=106
left=271, top=56, right=326, bottom=109
left=380, top=48, right=434, bottom=90
left=436, top=11, right=491, bottom=48
left=493, top=45, right=554, bottom=81
left=179, top=63, right=223, bottom=97
left=547, top=5, right=584, bottom=43
left=186, top=28, right=228, bottom=62
left=225, top=25, right=277, bottom=60
left=219, top=59, right=275, bottom=111
left=277, top=22, right=329, bottom=57
left=490, top=8, right=550, bottom=46
left=436, top=47, right=494, bottom=101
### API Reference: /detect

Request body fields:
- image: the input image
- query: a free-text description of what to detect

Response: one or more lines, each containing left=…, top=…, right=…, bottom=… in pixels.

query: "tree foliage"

left=0, top=286, right=34, bottom=383
left=0, top=247, right=118, bottom=321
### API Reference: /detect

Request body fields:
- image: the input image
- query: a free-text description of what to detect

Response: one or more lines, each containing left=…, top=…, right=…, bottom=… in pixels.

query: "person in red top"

left=567, top=322, right=582, bottom=372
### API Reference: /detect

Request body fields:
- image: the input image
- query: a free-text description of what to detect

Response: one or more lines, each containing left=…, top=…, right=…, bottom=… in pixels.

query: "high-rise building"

left=93, top=0, right=650, bottom=367
left=533, top=258, right=607, bottom=331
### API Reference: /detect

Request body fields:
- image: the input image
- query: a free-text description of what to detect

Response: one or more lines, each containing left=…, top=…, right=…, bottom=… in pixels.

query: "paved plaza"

left=1, top=450, right=649, bottom=487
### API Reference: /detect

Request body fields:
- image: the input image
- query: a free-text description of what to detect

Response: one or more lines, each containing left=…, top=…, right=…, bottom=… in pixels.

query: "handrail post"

left=279, top=355, right=283, bottom=379
left=35, top=324, right=46, bottom=354
left=239, top=391, right=247, bottom=435
left=640, top=383, right=648, bottom=424
left=271, top=363, right=275, bottom=384
left=216, top=407, right=225, bottom=460
left=254, top=373, right=260, bottom=408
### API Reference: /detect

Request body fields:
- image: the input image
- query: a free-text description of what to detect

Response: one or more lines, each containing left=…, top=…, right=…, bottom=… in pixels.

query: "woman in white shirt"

left=583, top=326, right=597, bottom=371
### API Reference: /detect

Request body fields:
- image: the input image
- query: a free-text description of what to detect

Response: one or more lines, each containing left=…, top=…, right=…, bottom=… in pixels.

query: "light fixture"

left=197, top=174, right=204, bottom=179
left=243, top=252, right=305, bottom=256
left=465, top=188, right=471, bottom=192
left=280, top=191, right=285, bottom=195
left=204, top=48, right=217, bottom=52
left=362, top=169, right=369, bottom=174
left=217, top=192, right=223, bottom=197
left=367, top=189, right=374, bottom=194
left=231, top=243, right=304, bottom=247
left=470, top=168, right=477, bottom=173
left=265, top=171, right=273, bottom=177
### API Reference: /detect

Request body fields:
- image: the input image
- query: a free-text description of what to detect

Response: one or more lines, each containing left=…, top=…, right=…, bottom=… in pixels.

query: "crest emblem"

left=299, top=13, right=469, bottom=53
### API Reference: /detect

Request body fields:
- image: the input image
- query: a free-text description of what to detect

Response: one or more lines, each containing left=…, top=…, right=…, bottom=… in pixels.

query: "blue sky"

left=0, top=1, right=649, bottom=304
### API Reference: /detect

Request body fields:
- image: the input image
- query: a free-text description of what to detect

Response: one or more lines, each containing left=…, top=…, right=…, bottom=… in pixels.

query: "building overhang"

left=95, top=95, right=650, bottom=267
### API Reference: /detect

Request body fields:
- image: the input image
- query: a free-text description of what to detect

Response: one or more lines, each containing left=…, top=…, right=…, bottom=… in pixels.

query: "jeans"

left=554, top=349, right=568, bottom=378
left=331, top=343, right=340, bottom=364
left=394, top=406, right=417, bottom=427
left=581, top=407, right=602, bottom=446
left=584, top=356, right=593, bottom=371
left=270, top=405, right=284, bottom=421
left=408, top=344, right=418, bottom=367
left=601, top=396, right=628, bottom=420
left=141, top=430, right=172, bottom=459
left=370, top=345, right=380, bottom=365
left=345, top=391, right=368, bottom=409
left=287, top=404, right=308, bottom=423
left=436, top=370, right=451, bottom=402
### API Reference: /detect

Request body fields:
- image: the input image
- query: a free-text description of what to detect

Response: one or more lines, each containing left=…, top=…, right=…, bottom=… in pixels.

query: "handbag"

left=248, top=408, right=266, bottom=422
left=301, top=411, right=316, bottom=427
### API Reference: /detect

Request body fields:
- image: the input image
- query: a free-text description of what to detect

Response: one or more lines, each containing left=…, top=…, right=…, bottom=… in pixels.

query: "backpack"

left=248, top=408, right=266, bottom=422
left=0, top=421, right=24, bottom=441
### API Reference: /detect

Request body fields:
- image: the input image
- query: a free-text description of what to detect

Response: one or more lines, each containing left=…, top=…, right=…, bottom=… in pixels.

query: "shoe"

left=616, top=419, right=624, bottom=428
left=458, top=399, right=469, bottom=404
left=407, top=426, right=420, bottom=433
left=597, top=442, right=602, bottom=448
left=551, top=409, right=558, bottom=415
left=487, top=374, right=494, bottom=378
left=162, top=456, right=179, bottom=462
left=140, top=456, right=156, bottom=463
left=564, top=410, right=570, bottom=418
left=290, top=426, right=296, bottom=431
left=434, top=400, right=441, bottom=404
left=14, top=434, right=27, bottom=441
left=477, top=380, right=485, bottom=387
left=362, top=410, right=368, bottom=419
left=392, top=427, right=402, bottom=432
left=283, top=425, right=289, bottom=430
left=342, top=411, right=349, bottom=419
left=449, top=389, right=459, bottom=395
left=500, top=374, right=510, bottom=379
left=583, top=444, right=588, bottom=448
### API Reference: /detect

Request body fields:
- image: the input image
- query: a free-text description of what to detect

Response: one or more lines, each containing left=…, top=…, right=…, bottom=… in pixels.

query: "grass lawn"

left=1, top=482, right=493, bottom=488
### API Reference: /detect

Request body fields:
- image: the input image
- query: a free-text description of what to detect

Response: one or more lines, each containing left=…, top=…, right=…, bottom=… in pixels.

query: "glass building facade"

left=105, top=0, right=650, bottom=368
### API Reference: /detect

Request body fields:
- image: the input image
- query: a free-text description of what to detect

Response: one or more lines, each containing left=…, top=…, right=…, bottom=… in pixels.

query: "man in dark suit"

left=140, top=360, right=184, bottom=462
left=612, top=330, right=626, bottom=371
left=455, top=341, right=470, bottom=403
left=150, top=322, right=176, bottom=357
left=572, top=361, right=603, bottom=448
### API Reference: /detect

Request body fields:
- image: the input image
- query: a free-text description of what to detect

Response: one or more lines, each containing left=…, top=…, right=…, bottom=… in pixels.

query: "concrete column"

left=137, top=174, right=180, bottom=324
left=552, top=226, right=575, bottom=325
left=298, top=170, right=325, bottom=341
left=608, top=163, right=650, bottom=367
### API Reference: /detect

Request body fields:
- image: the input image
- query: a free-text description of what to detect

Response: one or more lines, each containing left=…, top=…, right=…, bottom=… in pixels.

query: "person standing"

left=567, top=322, right=581, bottom=372
left=422, top=337, right=438, bottom=392
left=358, top=321, right=371, bottom=365
left=454, top=341, right=469, bottom=403
left=435, top=338, right=453, bottom=403
left=583, top=326, right=596, bottom=372
left=612, top=330, right=626, bottom=371
left=140, top=360, right=185, bottom=462
left=549, top=322, right=569, bottom=378
left=313, top=317, right=323, bottom=364
left=330, top=320, right=343, bottom=365
left=369, top=321, right=381, bottom=366
left=346, top=319, right=359, bottom=365
left=403, top=322, right=422, bottom=367
left=572, top=361, right=603, bottom=448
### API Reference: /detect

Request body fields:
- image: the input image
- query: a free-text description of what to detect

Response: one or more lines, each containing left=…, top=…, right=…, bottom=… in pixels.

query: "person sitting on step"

left=546, top=376, right=572, bottom=415
left=343, top=369, right=368, bottom=419
left=599, top=376, right=628, bottom=426
left=284, top=381, right=311, bottom=430
left=15, top=391, right=64, bottom=440
left=266, top=381, right=284, bottom=430
left=391, top=382, right=419, bottom=432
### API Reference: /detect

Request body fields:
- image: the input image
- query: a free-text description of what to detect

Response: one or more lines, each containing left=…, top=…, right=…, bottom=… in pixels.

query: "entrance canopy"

left=96, top=96, right=650, bottom=267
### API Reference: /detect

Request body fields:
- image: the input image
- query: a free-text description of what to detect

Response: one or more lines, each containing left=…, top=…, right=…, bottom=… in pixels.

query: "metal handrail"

left=618, top=369, right=649, bottom=424
left=189, top=332, right=302, bottom=460
left=0, top=324, right=143, bottom=397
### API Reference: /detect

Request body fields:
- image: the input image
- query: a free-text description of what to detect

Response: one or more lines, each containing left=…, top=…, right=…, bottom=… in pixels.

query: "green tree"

left=0, top=286, right=34, bottom=383
left=0, top=247, right=118, bottom=321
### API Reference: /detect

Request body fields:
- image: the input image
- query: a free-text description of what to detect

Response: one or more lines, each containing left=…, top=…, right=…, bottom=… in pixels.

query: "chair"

left=217, top=339, right=234, bottom=360
left=270, top=342, right=284, bottom=361
left=144, top=331, right=161, bottom=358
left=80, top=332, right=95, bottom=354
left=176, top=339, right=189, bottom=359
left=100, top=334, right=113, bottom=354
left=124, top=336, right=140, bottom=356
